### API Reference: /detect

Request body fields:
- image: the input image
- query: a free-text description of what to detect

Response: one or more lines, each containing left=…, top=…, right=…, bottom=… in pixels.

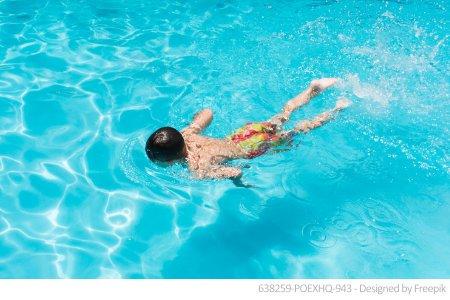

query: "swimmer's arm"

left=196, top=165, right=242, bottom=179
left=183, top=108, right=213, bottom=134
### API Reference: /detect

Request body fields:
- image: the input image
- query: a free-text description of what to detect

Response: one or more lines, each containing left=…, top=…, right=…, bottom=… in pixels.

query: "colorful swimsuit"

left=228, top=122, right=292, bottom=158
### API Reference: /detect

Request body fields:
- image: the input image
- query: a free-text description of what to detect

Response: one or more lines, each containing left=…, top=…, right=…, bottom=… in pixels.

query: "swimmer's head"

left=146, top=127, right=186, bottom=162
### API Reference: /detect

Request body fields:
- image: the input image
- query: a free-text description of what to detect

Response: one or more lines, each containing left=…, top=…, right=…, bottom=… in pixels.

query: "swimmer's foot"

left=278, top=77, right=340, bottom=121
left=294, top=97, right=351, bottom=133
left=310, top=78, right=339, bottom=94
left=334, top=97, right=352, bottom=111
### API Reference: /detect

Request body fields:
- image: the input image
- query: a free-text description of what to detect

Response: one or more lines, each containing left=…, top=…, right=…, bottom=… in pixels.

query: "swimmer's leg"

left=293, top=98, right=351, bottom=133
left=269, top=78, right=339, bottom=127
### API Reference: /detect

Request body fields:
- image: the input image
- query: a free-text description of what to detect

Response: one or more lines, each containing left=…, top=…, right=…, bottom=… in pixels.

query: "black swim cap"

left=146, top=127, right=185, bottom=162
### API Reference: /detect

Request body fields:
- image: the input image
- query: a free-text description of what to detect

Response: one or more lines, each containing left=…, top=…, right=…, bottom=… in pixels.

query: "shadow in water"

left=161, top=188, right=323, bottom=278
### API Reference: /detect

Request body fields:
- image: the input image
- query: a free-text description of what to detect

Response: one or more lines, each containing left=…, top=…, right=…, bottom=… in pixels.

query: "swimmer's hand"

left=196, top=165, right=242, bottom=179
left=196, top=165, right=253, bottom=187
left=183, top=108, right=213, bottom=134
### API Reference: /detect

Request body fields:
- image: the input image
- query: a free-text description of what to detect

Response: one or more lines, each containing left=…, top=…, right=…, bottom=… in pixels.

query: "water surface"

left=0, top=0, right=449, bottom=278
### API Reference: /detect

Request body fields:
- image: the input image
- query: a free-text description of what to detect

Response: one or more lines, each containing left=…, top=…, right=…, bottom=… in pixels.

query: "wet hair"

left=145, top=127, right=185, bottom=162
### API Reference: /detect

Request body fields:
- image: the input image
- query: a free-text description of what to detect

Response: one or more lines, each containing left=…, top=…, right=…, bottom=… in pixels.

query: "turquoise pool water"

left=0, top=0, right=449, bottom=278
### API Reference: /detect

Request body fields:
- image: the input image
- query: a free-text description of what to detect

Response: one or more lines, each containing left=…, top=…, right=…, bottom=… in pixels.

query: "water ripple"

left=302, top=223, right=337, bottom=248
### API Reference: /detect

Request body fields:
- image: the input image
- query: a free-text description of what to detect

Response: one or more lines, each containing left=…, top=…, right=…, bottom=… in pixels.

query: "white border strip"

left=0, top=279, right=448, bottom=300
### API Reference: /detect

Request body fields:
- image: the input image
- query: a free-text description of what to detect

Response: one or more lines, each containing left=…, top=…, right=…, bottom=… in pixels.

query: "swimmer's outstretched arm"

left=183, top=108, right=213, bottom=134
left=294, top=98, right=351, bottom=133
left=196, top=165, right=242, bottom=179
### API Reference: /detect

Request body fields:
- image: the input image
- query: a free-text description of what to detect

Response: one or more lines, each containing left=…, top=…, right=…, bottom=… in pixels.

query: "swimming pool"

left=0, top=0, right=448, bottom=278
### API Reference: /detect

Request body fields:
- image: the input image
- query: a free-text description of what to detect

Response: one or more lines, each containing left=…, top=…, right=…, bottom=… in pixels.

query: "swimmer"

left=146, top=78, right=350, bottom=180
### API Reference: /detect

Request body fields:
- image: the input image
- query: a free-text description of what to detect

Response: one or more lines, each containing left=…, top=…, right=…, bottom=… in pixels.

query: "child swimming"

left=146, top=78, right=350, bottom=179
